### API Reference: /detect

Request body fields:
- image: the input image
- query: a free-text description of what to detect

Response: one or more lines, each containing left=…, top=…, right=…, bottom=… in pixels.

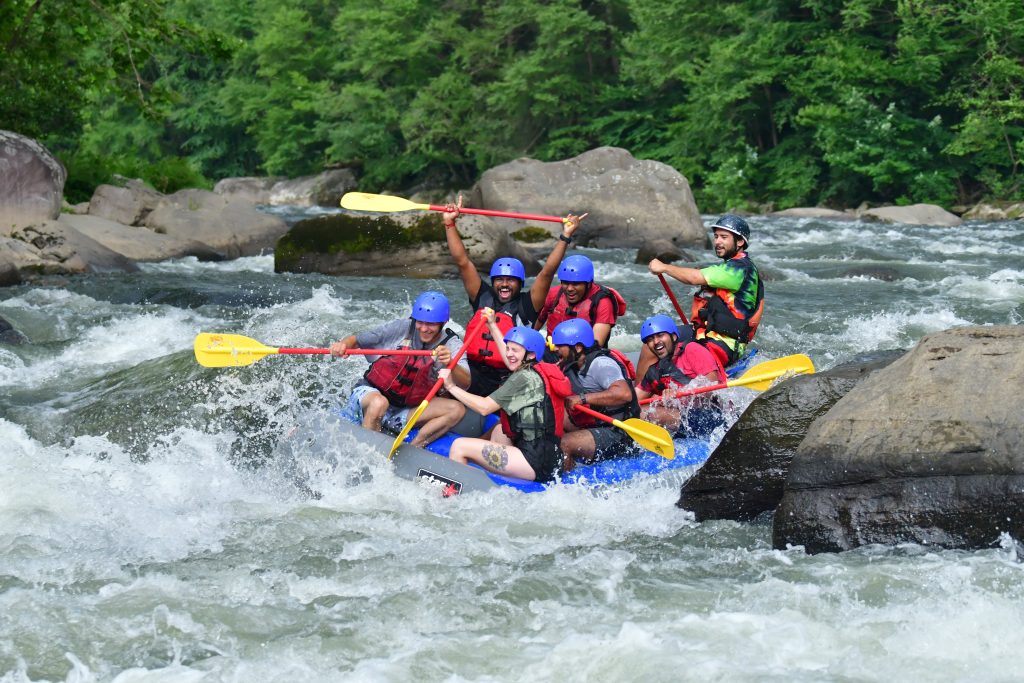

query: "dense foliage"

left=4, top=0, right=1022, bottom=209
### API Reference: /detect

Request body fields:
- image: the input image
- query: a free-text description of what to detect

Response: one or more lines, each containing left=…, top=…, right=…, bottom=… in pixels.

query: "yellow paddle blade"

left=730, top=353, right=815, bottom=391
left=388, top=399, right=429, bottom=460
left=615, top=418, right=676, bottom=460
left=194, top=333, right=279, bottom=368
left=340, top=192, right=430, bottom=214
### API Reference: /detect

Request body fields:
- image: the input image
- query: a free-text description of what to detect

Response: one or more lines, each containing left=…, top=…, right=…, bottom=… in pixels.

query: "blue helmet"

left=551, top=319, right=595, bottom=348
left=504, top=326, right=546, bottom=359
left=641, top=314, right=679, bottom=342
left=710, top=214, right=751, bottom=245
left=557, top=254, right=594, bottom=283
left=411, top=291, right=449, bottom=323
left=490, top=257, right=526, bottom=282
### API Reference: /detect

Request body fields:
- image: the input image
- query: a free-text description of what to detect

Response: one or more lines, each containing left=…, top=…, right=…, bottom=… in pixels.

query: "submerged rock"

left=774, top=326, right=1024, bottom=553
left=677, top=351, right=903, bottom=521
left=0, top=315, right=27, bottom=344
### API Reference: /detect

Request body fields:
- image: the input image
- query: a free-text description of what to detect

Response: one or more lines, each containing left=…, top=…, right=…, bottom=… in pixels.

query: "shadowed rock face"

left=774, top=326, right=1024, bottom=553
left=0, top=315, right=27, bottom=345
left=0, top=130, right=67, bottom=233
left=677, top=350, right=903, bottom=521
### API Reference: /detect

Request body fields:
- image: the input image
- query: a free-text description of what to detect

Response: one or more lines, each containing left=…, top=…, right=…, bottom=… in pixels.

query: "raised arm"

left=481, top=308, right=512, bottom=371
left=529, top=212, right=588, bottom=312
left=443, top=195, right=484, bottom=301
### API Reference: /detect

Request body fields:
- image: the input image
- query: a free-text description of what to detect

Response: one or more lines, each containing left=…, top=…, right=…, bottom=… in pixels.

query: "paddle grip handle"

left=658, top=274, right=689, bottom=326
left=427, top=204, right=565, bottom=224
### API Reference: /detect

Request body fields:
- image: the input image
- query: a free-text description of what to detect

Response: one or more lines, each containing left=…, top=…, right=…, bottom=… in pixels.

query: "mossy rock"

left=276, top=213, right=444, bottom=270
left=510, top=226, right=552, bottom=243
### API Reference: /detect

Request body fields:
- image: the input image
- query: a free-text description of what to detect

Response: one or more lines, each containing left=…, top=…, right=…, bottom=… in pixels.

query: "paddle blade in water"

left=194, top=333, right=278, bottom=368
left=340, top=192, right=429, bottom=213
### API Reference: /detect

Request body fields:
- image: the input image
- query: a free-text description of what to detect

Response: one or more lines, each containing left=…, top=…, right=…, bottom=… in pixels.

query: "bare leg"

left=410, top=397, right=466, bottom=447
left=361, top=390, right=390, bottom=433
left=642, top=404, right=683, bottom=432
left=450, top=437, right=536, bottom=480
left=560, top=429, right=597, bottom=462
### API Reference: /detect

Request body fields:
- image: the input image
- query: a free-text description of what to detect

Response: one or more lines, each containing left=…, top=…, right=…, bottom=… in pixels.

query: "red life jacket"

left=462, top=308, right=516, bottom=369
left=564, top=347, right=639, bottom=428
left=363, top=325, right=456, bottom=407
left=535, top=283, right=627, bottom=338
left=498, top=362, right=573, bottom=443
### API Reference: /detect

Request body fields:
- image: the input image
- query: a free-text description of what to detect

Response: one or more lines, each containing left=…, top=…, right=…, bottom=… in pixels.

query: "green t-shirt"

left=489, top=367, right=545, bottom=416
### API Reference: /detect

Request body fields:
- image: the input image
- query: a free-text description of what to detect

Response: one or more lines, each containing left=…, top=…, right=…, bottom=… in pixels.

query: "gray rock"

left=774, top=326, right=1024, bottom=553
left=0, top=315, right=27, bottom=344
left=144, top=189, right=288, bottom=258
left=268, top=169, right=358, bottom=207
left=635, top=240, right=696, bottom=264
left=0, top=130, right=67, bottom=234
left=860, top=204, right=963, bottom=227
left=88, top=182, right=164, bottom=226
left=678, top=351, right=903, bottom=521
left=470, top=147, right=704, bottom=248
left=213, top=176, right=283, bottom=204
left=0, top=254, right=22, bottom=287
left=10, top=220, right=139, bottom=273
left=275, top=211, right=539, bottom=279
left=59, top=214, right=224, bottom=262
left=769, top=207, right=854, bottom=220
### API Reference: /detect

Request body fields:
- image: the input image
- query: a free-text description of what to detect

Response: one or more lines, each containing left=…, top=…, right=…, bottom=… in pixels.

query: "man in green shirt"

left=648, top=214, right=764, bottom=367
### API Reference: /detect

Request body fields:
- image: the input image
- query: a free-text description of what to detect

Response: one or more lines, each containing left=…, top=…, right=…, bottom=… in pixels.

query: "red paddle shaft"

left=427, top=204, right=565, bottom=224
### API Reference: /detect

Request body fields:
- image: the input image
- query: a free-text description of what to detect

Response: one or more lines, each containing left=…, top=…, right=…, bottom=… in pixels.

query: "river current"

left=1, top=212, right=1023, bottom=681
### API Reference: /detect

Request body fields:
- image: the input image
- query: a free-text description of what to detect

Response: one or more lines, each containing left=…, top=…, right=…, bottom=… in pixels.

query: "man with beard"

left=647, top=214, right=764, bottom=367
left=534, top=254, right=627, bottom=349
left=442, top=196, right=586, bottom=398
left=634, top=314, right=726, bottom=438
left=329, top=291, right=470, bottom=447
left=552, top=319, right=639, bottom=465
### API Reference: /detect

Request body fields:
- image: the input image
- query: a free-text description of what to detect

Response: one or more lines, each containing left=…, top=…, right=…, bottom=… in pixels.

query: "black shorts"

left=587, top=426, right=638, bottom=462
left=517, top=437, right=563, bottom=483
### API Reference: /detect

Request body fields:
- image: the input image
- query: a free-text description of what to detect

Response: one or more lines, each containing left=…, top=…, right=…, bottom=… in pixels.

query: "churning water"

left=2, top=214, right=1023, bottom=681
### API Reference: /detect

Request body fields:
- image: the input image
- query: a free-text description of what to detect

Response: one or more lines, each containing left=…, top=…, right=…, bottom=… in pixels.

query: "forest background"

left=2, top=0, right=1022, bottom=212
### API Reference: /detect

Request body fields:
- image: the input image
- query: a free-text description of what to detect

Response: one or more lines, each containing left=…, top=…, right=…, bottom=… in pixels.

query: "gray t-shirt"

left=355, top=318, right=469, bottom=372
left=573, top=355, right=627, bottom=393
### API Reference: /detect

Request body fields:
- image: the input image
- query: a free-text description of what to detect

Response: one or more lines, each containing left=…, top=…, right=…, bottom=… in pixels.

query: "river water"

left=1, top=212, right=1023, bottom=681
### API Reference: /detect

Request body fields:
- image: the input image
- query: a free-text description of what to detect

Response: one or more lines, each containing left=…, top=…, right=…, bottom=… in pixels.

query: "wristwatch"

left=559, top=234, right=573, bottom=244
left=579, top=392, right=588, bottom=405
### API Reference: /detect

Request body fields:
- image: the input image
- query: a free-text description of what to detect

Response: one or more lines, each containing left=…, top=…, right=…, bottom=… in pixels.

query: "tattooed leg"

left=481, top=443, right=510, bottom=471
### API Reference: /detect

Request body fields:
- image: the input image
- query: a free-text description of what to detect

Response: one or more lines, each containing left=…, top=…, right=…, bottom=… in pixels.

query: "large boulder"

left=87, top=181, right=163, bottom=226
left=10, top=221, right=139, bottom=274
left=144, top=189, right=288, bottom=258
left=677, top=351, right=903, bottom=521
left=774, top=326, right=1024, bottom=553
left=60, top=214, right=224, bottom=262
left=212, top=176, right=283, bottom=204
left=469, top=147, right=703, bottom=248
left=860, top=204, right=962, bottom=227
left=275, top=211, right=540, bottom=279
left=0, top=130, right=66, bottom=234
